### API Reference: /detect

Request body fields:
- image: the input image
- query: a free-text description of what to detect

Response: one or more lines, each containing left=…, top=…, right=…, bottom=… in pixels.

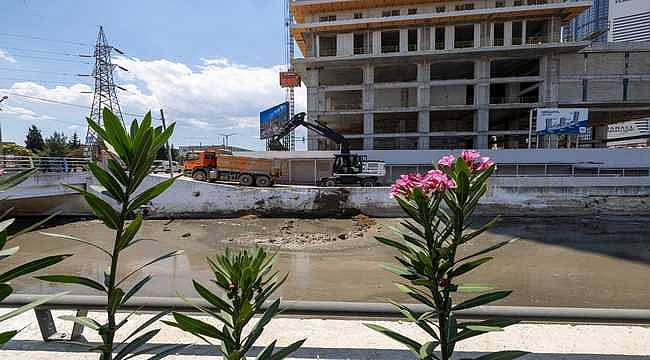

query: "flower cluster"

left=389, top=170, right=456, bottom=198
left=437, top=150, right=495, bottom=172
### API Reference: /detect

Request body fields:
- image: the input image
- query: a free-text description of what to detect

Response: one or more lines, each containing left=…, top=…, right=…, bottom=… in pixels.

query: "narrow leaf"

left=471, top=350, right=529, bottom=360
left=453, top=291, right=512, bottom=311
left=124, top=310, right=170, bottom=343
left=268, top=339, right=306, bottom=360
left=0, top=291, right=69, bottom=322
left=40, top=232, right=111, bottom=257
left=365, top=323, right=421, bottom=353
left=58, top=315, right=101, bottom=330
left=117, top=250, right=184, bottom=286
left=0, top=254, right=72, bottom=283
left=122, top=275, right=152, bottom=305
left=114, top=329, right=160, bottom=360
left=35, top=275, right=107, bottom=293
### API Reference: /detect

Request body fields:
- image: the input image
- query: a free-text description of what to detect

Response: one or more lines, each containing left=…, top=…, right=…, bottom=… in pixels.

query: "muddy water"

left=7, top=216, right=650, bottom=308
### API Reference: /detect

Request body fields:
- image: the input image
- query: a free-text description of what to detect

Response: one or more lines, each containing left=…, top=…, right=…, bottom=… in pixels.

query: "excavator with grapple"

left=269, top=112, right=385, bottom=187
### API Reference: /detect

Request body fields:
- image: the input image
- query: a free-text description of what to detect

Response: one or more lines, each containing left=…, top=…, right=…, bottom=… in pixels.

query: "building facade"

left=608, top=0, right=650, bottom=42
left=290, top=0, right=650, bottom=150
left=566, top=0, right=608, bottom=42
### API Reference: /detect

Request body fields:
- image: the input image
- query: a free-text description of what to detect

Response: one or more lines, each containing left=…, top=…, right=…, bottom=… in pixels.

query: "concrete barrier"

left=138, top=175, right=650, bottom=218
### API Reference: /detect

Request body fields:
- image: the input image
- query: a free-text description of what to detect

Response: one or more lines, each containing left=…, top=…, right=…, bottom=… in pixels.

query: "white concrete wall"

left=430, top=85, right=468, bottom=106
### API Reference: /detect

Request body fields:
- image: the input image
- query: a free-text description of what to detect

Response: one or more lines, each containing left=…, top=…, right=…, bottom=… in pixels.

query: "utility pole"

left=85, top=26, right=127, bottom=158
left=160, top=109, right=174, bottom=178
left=0, top=96, right=7, bottom=158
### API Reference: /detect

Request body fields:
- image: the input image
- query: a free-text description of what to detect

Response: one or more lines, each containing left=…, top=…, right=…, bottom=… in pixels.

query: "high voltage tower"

left=85, top=26, right=127, bottom=150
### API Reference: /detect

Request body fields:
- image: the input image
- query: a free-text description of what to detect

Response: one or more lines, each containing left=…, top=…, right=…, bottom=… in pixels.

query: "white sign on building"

left=536, top=108, right=589, bottom=135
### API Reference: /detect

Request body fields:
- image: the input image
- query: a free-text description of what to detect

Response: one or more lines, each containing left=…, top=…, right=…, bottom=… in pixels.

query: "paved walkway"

left=1, top=310, right=649, bottom=359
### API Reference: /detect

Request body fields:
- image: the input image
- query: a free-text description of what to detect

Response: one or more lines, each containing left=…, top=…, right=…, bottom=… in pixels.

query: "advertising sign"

left=536, top=108, right=589, bottom=135
left=280, top=72, right=301, bottom=88
left=607, top=119, right=649, bottom=140
left=260, top=102, right=289, bottom=140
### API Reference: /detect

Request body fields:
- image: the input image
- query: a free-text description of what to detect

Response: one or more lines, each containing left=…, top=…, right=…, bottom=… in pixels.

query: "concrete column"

left=364, top=113, right=374, bottom=150
left=592, top=125, right=608, bottom=148
left=504, top=22, right=513, bottom=46
left=363, top=64, right=374, bottom=111
left=541, top=55, right=560, bottom=106
left=337, top=33, right=353, bottom=56
left=372, top=31, right=381, bottom=55
left=315, top=35, right=320, bottom=57
left=550, top=17, right=561, bottom=43
left=420, top=27, right=431, bottom=51
left=417, top=62, right=431, bottom=108
left=306, top=69, right=320, bottom=123
left=522, top=20, right=527, bottom=45
left=445, top=25, right=455, bottom=50
left=400, top=29, right=409, bottom=53
left=474, top=58, right=490, bottom=149
left=418, top=111, right=430, bottom=149
left=474, top=23, right=481, bottom=48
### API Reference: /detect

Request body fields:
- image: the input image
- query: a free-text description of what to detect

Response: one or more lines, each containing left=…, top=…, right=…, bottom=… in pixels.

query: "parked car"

left=151, top=160, right=182, bottom=174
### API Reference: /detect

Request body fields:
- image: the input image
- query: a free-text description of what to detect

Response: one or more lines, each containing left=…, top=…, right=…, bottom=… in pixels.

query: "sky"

left=0, top=0, right=307, bottom=150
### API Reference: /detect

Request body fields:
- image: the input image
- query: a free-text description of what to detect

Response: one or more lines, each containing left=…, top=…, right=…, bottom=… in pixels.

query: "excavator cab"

left=333, top=154, right=365, bottom=175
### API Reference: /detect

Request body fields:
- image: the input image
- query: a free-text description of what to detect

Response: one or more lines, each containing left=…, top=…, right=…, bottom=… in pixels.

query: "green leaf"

left=256, top=340, right=277, bottom=360
left=0, top=168, right=36, bottom=192
left=0, top=219, right=15, bottom=233
left=193, top=280, right=232, bottom=314
left=124, top=310, right=170, bottom=343
left=0, top=284, right=12, bottom=302
left=0, top=246, right=19, bottom=260
left=376, top=236, right=412, bottom=253
left=470, top=350, right=529, bottom=360
left=164, top=312, right=227, bottom=341
left=39, top=232, right=111, bottom=257
left=447, top=257, right=493, bottom=279
left=0, top=330, right=19, bottom=347
left=58, top=315, right=101, bottom=330
left=0, top=291, right=68, bottom=322
left=64, top=184, right=120, bottom=230
left=0, top=254, right=72, bottom=283
left=454, top=319, right=520, bottom=343
left=419, top=341, right=439, bottom=359
left=365, top=323, right=421, bottom=353
left=119, top=213, right=144, bottom=250
left=127, top=177, right=177, bottom=214
left=88, top=162, right=126, bottom=202
left=453, top=290, right=512, bottom=311
left=461, top=217, right=501, bottom=244
left=108, top=288, right=125, bottom=314
left=456, top=284, right=496, bottom=293
left=107, top=158, right=129, bottom=186
left=35, top=275, right=107, bottom=293
left=114, top=329, right=160, bottom=360
left=122, top=275, right=152, bottom=305
left=268, top=339, right=306, bottom=360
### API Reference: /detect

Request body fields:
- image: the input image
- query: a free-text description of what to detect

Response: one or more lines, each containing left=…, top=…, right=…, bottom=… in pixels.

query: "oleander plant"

left=37, top=108, right=185, bottom=359
left=0, top=168, right=70, bottom=348
left=366, top=151, right=528, bottom=360
left=165, top=247, right=306, bottom=360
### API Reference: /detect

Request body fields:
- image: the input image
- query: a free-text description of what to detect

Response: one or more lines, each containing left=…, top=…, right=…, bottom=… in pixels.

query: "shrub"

left=0, top=169, right=70, bottom=347
left=366, top=151, right=528, bottom=360
left=165, top=247, right=306, bottom=359
left=37, top=108, right=185, bottom=359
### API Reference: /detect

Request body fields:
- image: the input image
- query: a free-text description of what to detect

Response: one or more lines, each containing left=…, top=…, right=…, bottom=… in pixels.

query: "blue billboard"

left=260, top=102, right=289, bottom=139
left=536, top=108, right=589, bottom=135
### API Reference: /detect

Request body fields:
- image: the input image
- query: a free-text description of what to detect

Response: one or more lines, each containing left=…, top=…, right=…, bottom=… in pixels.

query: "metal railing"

left=4, top=294, right=650, bottom=342
left=493, top=163, right=650, bottom=178
left=454, top=40, right=475, bottom=49
left=353, top=47, right=367, bottom=55
left=408, top=43, right=418, bottom=52
left=493, top=38, right=505, bottom=46
left=490, top=96, right=539, bottom=104
left=526, top=35, right=548, bottom=45
left=319, top=48, right=337, bottom=57
left=381, top=45, right=399, bottom=53
left=0, top=155, right=89, bottom=173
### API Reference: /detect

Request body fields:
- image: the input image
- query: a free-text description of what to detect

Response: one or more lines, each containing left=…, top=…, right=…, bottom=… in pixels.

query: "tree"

left=25, top=125, right=44, bottom=151
left=2, top=143, right=33, bottom=156
left=68, top=132, right=81, bottom=149
left=40, top=132, right=69, bottom=157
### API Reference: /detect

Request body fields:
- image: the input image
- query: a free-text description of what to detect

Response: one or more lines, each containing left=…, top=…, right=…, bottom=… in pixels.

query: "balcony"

left=381, top=45, right=399, bottom=53
left=490, top=95, right=539, bottom=104
left=319, top=47, right=337, bottom=57
left=353, top=47, right=367, bottom=55
left=454, top=40, right=475, bottom=49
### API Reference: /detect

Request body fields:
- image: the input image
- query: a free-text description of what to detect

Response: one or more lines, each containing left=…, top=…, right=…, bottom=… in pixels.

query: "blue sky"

left=0, top=0, right=306, bottom=150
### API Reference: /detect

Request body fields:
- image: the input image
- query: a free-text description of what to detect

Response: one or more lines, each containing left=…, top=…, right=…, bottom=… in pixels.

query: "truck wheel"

left=192, top=170, right=207, bottom=181
left=361, top=179, right=376, bottom=187
left=324, top=179, right=337, bottom=187
left=239, top=174, right=254, bottom=186
left=255, top=175, right=272, bottom=187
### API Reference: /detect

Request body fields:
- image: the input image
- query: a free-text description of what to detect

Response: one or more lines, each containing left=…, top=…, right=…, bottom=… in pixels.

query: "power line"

left=0, top=77, right=91, bottom=86
left=7, top=54, right=91, bottom=64
left=0, top=67, right=81, bottom=76
left=0, top=46, right=83, bottom=57
left=0, top=32, right=91, bottom=46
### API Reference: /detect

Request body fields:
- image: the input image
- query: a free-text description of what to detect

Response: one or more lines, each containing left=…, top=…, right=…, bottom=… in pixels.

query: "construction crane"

left=269, top=112, right=385, bottom=187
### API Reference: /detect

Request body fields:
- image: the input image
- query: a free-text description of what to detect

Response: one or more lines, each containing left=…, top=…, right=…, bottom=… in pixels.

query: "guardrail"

left=0, top=155, right=90, bottom=173
left=3, top=294, right=650, bottom=342
left=493, top=163, right=650, bottom=177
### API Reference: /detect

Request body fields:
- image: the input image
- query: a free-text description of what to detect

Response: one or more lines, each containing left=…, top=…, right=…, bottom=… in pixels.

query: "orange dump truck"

left=183, top=150, right=280, bottom=187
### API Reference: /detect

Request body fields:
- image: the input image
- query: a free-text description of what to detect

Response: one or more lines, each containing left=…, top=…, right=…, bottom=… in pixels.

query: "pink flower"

left=438, top=155, right=455, bottom=168
left=476, top=157, right=495, bottom=171
left=389, top=173, right=421, bottom=198
left=421, top=170, right=457, bottom=191
left=461, top=150, right=481, bottom=163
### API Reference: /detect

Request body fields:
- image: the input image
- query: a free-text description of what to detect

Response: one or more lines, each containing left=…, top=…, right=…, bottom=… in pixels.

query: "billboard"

left=536, top=108, right=589, bottom=135
left=260, top=102, right=289, bottom=140
left=280, top=72, right=301, bottom=88
left=607, top=119, right=649, bottom=140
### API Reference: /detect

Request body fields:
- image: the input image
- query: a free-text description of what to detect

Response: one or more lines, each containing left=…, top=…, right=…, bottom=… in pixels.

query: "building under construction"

left=289, top=0, right=650, bottom=150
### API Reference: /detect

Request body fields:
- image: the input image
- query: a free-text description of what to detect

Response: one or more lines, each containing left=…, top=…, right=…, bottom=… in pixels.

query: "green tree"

left=24, top=125, right=44, bottom=151
left=2, top=143, right=33, bottom=156
left=37, top=108, right=184, bottom=359
left=365, top=151, right=528, bottom=360
left=68, top=132, right=81, bottom=149
left=40, top=132, right=69, bottom=157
